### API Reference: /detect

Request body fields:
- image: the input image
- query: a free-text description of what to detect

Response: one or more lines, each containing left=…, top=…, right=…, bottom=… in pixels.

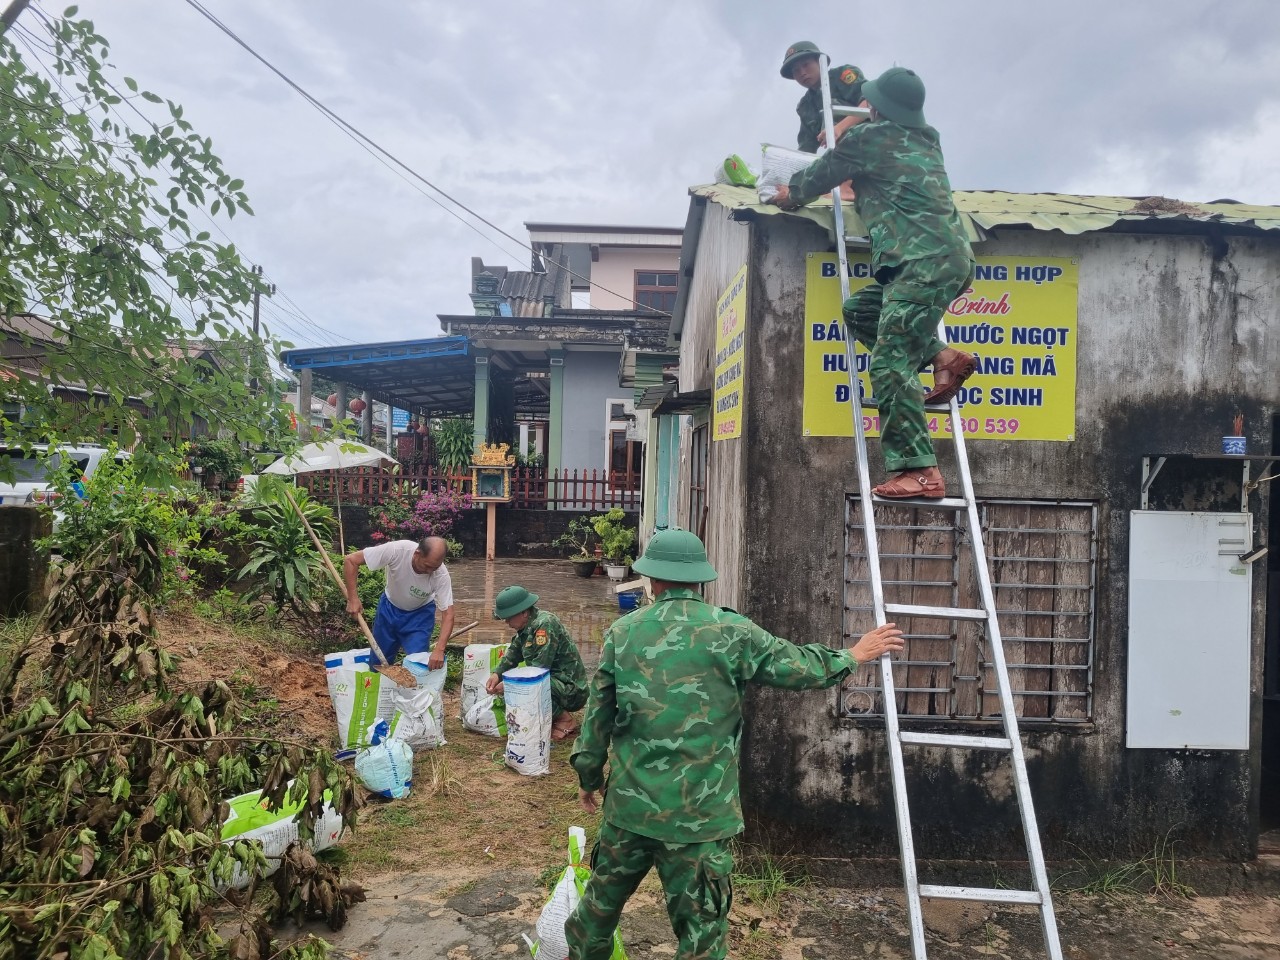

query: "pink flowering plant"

left=370, top=488, right=472, bottom=544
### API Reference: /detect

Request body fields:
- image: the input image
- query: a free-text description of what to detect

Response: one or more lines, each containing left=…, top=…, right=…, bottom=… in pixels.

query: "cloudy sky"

left=13, top=0, right=1280, bottom=349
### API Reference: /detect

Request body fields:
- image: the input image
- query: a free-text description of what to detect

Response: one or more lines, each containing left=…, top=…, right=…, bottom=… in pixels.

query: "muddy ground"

left=153, top=564, right=1280, bottom=960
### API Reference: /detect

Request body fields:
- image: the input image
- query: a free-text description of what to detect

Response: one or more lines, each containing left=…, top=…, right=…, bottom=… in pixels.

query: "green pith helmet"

left=494, top=585, right=539, bottom=619
left=631, top=529, right=718, bottom=584
left=780, top=40, right=823, bottom=79
left=860, top=66, right=928, bottom=128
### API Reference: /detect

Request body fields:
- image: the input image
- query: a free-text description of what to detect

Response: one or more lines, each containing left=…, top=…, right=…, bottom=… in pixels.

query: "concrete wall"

left=591, top=246, right=680, bottom=310
left=562, top=350, right=626, bottom=473
left=683, top=208, right=1280, bottom=859
left=673, top=202, right=752, bottom=608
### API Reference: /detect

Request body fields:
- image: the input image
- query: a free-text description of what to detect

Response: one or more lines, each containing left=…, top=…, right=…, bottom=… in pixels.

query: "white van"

left=0, top=444, right=130, bottom=507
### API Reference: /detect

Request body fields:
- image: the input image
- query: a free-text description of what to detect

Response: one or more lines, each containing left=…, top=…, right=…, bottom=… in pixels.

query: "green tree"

left=0, top=8, right=288, bottom=474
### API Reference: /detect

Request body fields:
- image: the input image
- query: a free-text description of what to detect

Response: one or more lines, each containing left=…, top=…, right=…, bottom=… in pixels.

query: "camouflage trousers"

left=843, top=253, right=974, bottom=472
left=565, top=820, right=734, bottom=960
left=551, top=674, right=589, bottom=715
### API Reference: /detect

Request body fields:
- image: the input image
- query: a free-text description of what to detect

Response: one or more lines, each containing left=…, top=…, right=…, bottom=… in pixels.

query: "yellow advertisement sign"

left=803, top=254, right=1078, bottom=441
left=713, top=264, right=747, bottom=441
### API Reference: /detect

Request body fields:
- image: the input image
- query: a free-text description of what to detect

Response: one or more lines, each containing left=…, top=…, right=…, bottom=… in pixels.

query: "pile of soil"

left=1129, top=196, right=1204, bottom=216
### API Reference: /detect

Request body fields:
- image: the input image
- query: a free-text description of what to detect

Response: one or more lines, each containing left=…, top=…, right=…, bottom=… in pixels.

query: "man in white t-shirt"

left=342, top=535, right=456, bottom=668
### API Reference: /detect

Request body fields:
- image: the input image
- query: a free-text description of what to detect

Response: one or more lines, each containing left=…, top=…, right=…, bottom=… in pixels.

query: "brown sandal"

left=873, top=470, right=946, bottom=499
left=924, top=350, right=976, bottom=405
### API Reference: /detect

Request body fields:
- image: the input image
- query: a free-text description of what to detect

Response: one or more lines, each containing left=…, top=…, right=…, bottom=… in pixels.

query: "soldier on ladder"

left=767, top=66, right=977, bottom=500
left=767, top=62, right=1065, bottom=960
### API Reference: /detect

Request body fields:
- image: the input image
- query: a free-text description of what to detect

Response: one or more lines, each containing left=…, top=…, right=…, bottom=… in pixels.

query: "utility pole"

left=250, top=264, right=275, bottom=395
left=0, top=0, right=33, bottom=35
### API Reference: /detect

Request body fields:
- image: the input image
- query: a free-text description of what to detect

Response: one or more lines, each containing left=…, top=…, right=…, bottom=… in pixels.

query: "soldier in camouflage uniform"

left=769, top=66, right=978, bottom=500
left=780, top=40, right=867, bottom=154
left=486, top=585, right=588, bottom=740
left=564, top=530, right=905, bottom=960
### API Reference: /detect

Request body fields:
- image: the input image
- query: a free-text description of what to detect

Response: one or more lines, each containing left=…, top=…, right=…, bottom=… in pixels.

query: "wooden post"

left=486, top=501, right=497, bottom=561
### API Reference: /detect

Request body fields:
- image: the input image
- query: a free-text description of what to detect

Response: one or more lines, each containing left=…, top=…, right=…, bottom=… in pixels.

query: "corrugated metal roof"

left=689, top=184, right=1280, bottom=239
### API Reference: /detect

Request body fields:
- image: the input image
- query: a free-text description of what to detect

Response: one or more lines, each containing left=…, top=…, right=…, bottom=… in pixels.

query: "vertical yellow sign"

left=713, top=264, right=748, bottom=441
left=802, top=254, right=1078, bottom=441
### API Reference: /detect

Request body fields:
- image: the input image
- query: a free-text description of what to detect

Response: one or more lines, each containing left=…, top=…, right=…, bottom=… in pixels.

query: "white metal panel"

left=1127, top=511, right=1252, bottom=750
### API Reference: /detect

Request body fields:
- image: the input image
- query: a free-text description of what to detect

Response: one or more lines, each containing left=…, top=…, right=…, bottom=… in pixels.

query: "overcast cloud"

left=16, top=0, right=1280, bottom=348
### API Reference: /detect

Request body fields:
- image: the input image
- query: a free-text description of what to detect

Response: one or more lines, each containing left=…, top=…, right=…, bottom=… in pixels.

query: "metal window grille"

left=841, top=498, right=1098, bottom=724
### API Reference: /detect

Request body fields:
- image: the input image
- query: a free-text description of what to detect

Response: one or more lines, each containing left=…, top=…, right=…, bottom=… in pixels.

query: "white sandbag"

left=503, top=665, right=552, bottom=776
left=757, top=142, right=817, bottom=203
left=526, top=827, right=627, bottom=960
left=355, top=721, right=414, bottom=799
left=463, top=693, right=507, bottom=738
left=461, top=643, right=507, bottom=719
left=324, top=647, right=445, bottom=752
left=219, top=783, right=345, bottom=891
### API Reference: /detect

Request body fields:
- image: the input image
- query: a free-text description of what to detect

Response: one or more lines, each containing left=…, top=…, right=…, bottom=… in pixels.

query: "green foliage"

left=237, top=487, right=334, bottom=611
left=589, top=508, right=636, bottom=562
left=431, top=418, right=474, bottom=472
left=553, top=514, right=597, bottom=561
left=0, top=12, right=290, bottom=472
left=731, top=847, right=808, bottom=912
left=39, top=445, right=241, bottom=602
left=190, top=436, right=244, bottom=483
left=0, top=524, right=361, bottom=959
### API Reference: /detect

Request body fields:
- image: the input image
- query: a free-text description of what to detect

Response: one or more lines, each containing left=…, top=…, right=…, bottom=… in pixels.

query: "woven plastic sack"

left=462, top=643, right=507, bottom=719
left=503, top=665, right=552, bottom=776
left=463, top=693, right=508, bottom=737
left=324, top=647, right=446, bottom=753
left=354, top=720, right=414, bottom=799
left=526, top=827, right=627, bottom=960
left=757, top=143, right=816, bottom=203
left=713, top=154, right=757, bottom=187
left=219, top=783, right=345, bottom=890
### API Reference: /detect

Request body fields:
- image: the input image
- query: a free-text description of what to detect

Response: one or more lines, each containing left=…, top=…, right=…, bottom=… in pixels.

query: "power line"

left=178, top=0, right=671, bottom=318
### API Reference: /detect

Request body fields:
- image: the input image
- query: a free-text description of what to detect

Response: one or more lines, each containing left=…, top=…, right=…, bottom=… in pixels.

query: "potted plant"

left=554, top=515, right=598, bottom=578
left=590, top=509, right=636, bottom=580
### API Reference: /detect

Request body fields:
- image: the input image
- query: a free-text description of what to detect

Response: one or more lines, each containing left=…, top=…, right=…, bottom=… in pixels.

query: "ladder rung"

left=884, top=602, right=989, bottom=622
left=870, top=494, right=969, bottom=510
left=899, top=732, right=1012, bottom=750
left=861, top=399, right=952, bottom=414
left=918, top=884, right=1043, bottom=905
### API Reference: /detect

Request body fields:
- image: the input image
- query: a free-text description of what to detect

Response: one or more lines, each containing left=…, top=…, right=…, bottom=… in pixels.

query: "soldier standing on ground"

left=486, top=585, right=588, bottom=741
left=768, top=66, right=977, bottom=500
left=564, top=529, right=905, bottom=960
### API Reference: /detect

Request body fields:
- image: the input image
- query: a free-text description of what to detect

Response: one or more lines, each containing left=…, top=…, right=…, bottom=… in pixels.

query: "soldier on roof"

left=781, top=40, right=867, bottom=154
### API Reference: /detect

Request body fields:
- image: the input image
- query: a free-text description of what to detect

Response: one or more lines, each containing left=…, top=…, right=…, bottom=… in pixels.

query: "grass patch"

left=423, top=752, right=462, bottom=797
left=737, top=926, right=785, bottom=960
left=732, top=846, right=807, bottom=913
left=1057, top=830, right=1196, bottom=899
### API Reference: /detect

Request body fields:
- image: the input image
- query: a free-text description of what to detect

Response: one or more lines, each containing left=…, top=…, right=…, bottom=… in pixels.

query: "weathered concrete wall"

left=675, top=200, right=752, bottom=607
left=728, top=212, right=1279, bottom=859
left=0, top=508, right=49, bottom=617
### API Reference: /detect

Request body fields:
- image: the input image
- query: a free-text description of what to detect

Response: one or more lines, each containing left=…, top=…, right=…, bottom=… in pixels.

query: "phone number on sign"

left=861, top=415, right=1021, bottom=436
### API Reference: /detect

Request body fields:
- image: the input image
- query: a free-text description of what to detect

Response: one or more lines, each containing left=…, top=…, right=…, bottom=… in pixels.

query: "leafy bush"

left=40, top=447, right=240, bottom=602
left=553, top=514, right=597, bottom=560
left=190, top=436, right=244, bottom=485
left=431, top=418, right=474, bottom=472
left=237, top=487, right=335, bottom=612
left=590, top=508, right=636, bottom=563
left=0, top=526, right=360, bottom=959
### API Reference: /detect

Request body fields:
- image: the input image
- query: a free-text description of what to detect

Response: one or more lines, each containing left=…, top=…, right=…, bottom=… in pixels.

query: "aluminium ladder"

left=816, top=59, right=1064, bottom=960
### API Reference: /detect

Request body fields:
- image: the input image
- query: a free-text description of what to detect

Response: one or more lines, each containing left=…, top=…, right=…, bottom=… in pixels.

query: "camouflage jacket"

left=788, top=118, right=971, bottom=274
left=570, top=587, right=858, bottom=843
left=796, top=64, right=866, bottom=153
left=497, top=607, right=586, bottom=690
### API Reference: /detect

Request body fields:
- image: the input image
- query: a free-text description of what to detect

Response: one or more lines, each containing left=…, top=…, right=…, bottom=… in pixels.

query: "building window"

left=635, top=270, right=678, bottom=314
left=608, top=430, right=643, bottom=491
left=841, top=498, right=1097, bottom=724
left=688, top=423, right=709, bottom=539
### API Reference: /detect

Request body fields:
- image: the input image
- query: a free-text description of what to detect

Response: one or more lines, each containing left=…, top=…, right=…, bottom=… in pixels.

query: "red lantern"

left=326, top=393, right=338, bottom=407
left=348, top=397, right=367, bottom=414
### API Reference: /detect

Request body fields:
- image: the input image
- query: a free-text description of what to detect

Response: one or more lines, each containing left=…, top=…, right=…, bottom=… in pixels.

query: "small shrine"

left=470, top=443, right=515, bottom=560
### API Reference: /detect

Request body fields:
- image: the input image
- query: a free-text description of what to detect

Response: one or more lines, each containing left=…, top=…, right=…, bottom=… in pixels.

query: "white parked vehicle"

left=0, top=444, right=130, bottom=507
